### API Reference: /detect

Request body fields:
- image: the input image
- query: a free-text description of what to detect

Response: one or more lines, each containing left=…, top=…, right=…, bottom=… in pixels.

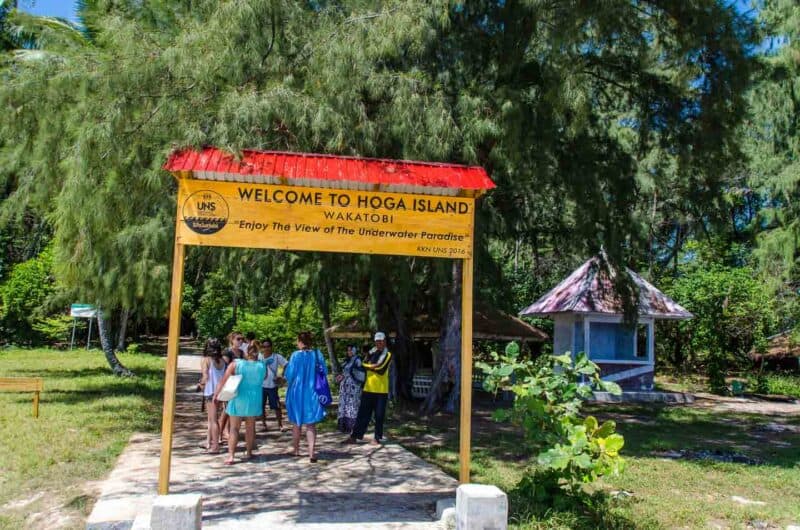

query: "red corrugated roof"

left=163, top=147, right=495, bottom=194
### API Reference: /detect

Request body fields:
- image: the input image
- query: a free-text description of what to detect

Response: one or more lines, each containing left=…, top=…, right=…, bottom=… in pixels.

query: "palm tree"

left=1, top=1, right=89, bottom=56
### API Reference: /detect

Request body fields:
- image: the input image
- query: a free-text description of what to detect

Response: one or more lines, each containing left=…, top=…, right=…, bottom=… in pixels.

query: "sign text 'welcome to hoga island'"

left=177, top=179, right=475, bottom=258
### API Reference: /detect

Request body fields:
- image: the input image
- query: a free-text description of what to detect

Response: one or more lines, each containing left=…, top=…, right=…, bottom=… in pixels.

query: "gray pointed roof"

left=520, top=255, right=692, bottom=319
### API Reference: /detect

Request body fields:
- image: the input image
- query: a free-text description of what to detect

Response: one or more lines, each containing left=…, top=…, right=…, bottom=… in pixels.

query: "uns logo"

left=183, top=190, right=229, bottom=235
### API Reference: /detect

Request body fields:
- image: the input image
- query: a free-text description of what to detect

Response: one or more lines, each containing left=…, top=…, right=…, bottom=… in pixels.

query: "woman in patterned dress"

left=336, top=344, right=364, bottom=433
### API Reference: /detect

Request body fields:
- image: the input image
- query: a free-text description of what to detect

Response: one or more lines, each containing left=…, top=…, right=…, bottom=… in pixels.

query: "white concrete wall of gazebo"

left=552, top=313, right=655, bottom=390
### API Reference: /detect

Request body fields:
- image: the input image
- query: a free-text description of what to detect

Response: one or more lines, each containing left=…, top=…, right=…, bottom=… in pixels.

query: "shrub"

left=479, top=345, right=625, bottom=508
left=0, top=246, right=58, bottom=344
left=662, top=264, right=777, bottom=394
left=30, top=314, right=74, bottom=343
left=194, top=270, right=235, bottom=339
left=237, top=301, right=322, bottom=355
left=747, top=373, right=800, bottom=398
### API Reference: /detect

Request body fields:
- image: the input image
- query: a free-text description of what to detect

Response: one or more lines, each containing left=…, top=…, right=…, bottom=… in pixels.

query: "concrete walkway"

left=87, top=354, right=457, bottom=529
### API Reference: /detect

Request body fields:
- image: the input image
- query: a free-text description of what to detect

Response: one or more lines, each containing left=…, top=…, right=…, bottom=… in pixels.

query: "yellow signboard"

left=176, top=179, right=475, bottom=258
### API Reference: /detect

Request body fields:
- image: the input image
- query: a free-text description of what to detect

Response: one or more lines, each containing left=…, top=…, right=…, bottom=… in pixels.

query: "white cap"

left=374, top=332, right=386, bottom=341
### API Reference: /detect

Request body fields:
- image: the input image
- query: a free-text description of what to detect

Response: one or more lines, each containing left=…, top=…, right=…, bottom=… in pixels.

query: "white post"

left=456, top=484, right=508, bottom=530
left=150, top=494, right=202, bottom=530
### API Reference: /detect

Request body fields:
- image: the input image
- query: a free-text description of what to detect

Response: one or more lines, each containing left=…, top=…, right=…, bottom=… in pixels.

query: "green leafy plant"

left=194, top=270, right=235, bottom=340
left=0, top=246, right=58, bottom=344
left=479, top=344, right=625, bottom=506
left=30, top=314, right=73, bottom=343
left=747, top=372, right=800, bottom=398
left=662, top=260, right=777, bottom=394
left=237, top=301, right=322, bottom=355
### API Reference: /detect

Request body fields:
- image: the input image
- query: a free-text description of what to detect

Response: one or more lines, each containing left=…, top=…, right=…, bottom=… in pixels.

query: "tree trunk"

left=116, top=307, right=129, bottom=352
left=421, top=260, right=462, bottom=415
left=319, top=284, right=340, bottom=374
left=388, top=295, right=414, bottom=401
left=647, top=193, right=654, bottom=276
left=97, top=309, right=133, bottom=376
left=369, top=256, right=400, bottom=399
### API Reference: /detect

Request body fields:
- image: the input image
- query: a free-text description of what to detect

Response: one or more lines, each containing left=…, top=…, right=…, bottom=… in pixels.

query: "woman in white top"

left=199, top=338, right=226, bottom=453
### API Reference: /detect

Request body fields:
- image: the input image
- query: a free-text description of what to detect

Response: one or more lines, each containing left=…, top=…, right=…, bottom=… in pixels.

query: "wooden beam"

left=0, top=378, right=43, bottom=418
left=0, top=377, right=43, bottom=391
left=157, top=239, right=186, bottom=495
left=459, top=255, right=474, bottom=484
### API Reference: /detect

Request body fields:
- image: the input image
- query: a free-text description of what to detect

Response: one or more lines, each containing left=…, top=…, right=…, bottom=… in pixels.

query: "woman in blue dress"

left=213, top=344, right=266, bottom=465
left=285, top=331, right=327, bottom=462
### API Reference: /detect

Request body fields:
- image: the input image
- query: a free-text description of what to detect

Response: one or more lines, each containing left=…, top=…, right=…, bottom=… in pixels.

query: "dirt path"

left=692, top=392, right=800, bottom=415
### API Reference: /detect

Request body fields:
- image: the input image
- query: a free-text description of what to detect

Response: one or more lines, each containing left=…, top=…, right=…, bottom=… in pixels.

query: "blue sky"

left=18, top=0, right=78, bottom=22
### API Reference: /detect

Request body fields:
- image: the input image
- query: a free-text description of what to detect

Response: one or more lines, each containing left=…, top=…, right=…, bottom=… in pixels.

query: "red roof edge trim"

left=164, top=147, right=495, bottom=191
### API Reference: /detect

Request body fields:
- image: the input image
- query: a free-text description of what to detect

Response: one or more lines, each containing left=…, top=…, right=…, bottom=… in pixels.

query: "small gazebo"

left=520, top=254, right=691, bottom=390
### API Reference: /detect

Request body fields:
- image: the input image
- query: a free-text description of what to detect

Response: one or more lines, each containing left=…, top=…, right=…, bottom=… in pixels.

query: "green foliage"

left=194, top=270, right=235, bottom=340
left=0, top=1, right=770, bottom=385
left=181, top=283, right=197, bottom=319
left=480, top=348, right=624, bottom=507
left=747, top=372, right=800, bottom=399
left=744, top=0, right=800, bottom=295
left=0, top=246, right=58, bottom=343
left=30, top=314, right=73, bottom=343
left=236, top=302, right=324, bottom=356
left=0, top=0, right=758, bottom=342
left=663, top=260, right=777, bottom=393
left=237, top=301, right=322, bottom=356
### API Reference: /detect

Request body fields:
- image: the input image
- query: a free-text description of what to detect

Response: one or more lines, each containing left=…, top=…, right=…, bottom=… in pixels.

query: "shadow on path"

left=88, top=354, right=456, bottom=530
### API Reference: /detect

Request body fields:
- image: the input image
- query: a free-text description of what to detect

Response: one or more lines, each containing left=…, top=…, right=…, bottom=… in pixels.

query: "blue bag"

left=314, top=350, right=333, bottom=406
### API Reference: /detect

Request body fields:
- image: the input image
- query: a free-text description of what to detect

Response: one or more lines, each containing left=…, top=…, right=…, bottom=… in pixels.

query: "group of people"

left=199, top=329, right=392, bottom=465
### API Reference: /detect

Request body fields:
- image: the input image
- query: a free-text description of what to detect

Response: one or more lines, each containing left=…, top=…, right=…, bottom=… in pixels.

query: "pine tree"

left=0, top=0, right=756, bottom=391
left=745, top=0, right=800, bottom=325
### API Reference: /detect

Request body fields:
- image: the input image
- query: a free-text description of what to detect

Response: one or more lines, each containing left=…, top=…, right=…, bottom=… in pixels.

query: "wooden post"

left=157, top=239, right=186, bottom=495
left=459, top=255, right=474, bottom=484
left=33, top=390, right=39, bottom=418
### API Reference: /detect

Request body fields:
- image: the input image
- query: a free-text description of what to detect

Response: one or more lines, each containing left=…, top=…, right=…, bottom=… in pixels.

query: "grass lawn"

left=656, top=372, right=800, bottom=399
left=387, top=399, right=800, bottom=529
left=0, top=348, right=165, bottom=530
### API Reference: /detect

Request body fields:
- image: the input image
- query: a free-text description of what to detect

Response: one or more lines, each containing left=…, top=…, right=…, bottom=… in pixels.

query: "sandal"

left=223, top=458, right=235, bottom=465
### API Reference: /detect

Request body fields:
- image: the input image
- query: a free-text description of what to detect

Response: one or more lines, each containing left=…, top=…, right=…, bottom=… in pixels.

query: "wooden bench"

left=0, top=377, right=44, bottom=418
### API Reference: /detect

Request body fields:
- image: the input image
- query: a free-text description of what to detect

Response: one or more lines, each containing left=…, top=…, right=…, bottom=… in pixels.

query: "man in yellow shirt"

left=346, top=332, right=392, bottom=445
